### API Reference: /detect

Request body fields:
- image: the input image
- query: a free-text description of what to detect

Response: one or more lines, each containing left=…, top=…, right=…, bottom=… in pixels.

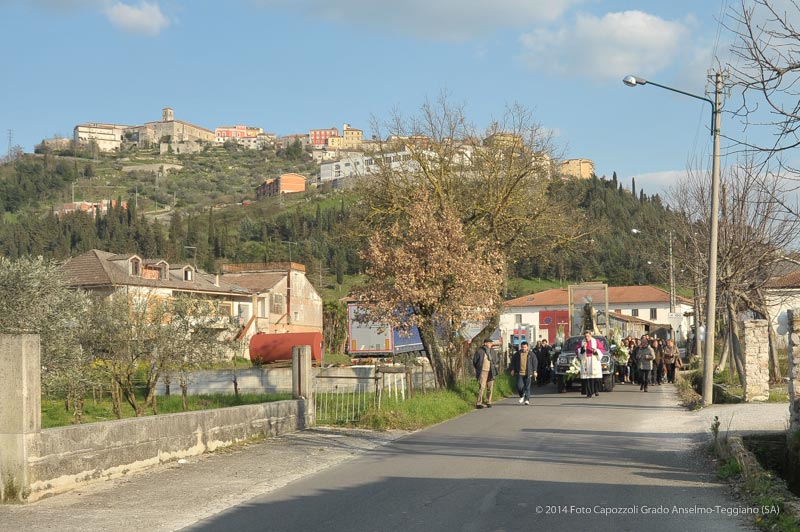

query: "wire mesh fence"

left=314, top=366, right=411, bottom=425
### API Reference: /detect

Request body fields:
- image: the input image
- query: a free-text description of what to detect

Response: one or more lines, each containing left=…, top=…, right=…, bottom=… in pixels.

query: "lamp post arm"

left=643, top=80, right=715, bottom=136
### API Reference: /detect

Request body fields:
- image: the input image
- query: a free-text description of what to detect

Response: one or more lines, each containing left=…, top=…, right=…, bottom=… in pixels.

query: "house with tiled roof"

left=220, top=262, right=322, bottom=338
left=61, top=249, right=254, bottom=322
left=500, top=285, right=693, bottom=347
left=61, top=251, right=323, bottom=355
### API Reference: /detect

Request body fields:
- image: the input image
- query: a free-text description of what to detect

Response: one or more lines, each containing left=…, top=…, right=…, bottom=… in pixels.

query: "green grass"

left=318, top=273, right=366, bottom=303
left=322, top=353, right=353, bottom=366
left=717, top=458, right=742, bottom=479
left=349, top=374, right=517, bottom=430
left=506, top=278, right=566, bottom=299
left=42, top=392, right=291, bottom=428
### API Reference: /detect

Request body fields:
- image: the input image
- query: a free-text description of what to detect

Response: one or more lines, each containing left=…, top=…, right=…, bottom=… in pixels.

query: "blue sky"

left=1, top=1, right=742, bottom=198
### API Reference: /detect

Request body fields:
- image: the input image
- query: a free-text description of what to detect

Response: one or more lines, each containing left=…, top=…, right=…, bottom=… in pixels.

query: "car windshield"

left=563, top=335, right=610, bottom=354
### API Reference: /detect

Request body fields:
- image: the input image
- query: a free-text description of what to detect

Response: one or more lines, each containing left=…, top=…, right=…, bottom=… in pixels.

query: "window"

left=631, top=309, right=639, bottom=317
left=515, top=314, right=523, bottom=325
left=130, top=258, right=140, bottom=276
left=650, top=308, right=657, bottom=320
left=238, top=303, right=252, bottom=323
left=184, top=268, right=193, bottom=281
left=271, top=294, right=285, bottom=314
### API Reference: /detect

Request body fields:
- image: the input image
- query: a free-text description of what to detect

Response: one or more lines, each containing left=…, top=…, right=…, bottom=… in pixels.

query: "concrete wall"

left=157, top=364, right=437, bottom=396
left=0, top=335, right=40, bottom=502
left=29, top=399, right=309, bottom=501
left=0, top=335, right=314, bottom=503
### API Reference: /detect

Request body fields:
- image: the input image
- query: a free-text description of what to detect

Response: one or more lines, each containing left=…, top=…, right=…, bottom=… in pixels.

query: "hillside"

left=0, top=148, right=679, bottom=301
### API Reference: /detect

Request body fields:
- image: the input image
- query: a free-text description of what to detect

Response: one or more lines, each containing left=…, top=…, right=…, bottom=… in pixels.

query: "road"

left=184, top=383, right=759, bottom=532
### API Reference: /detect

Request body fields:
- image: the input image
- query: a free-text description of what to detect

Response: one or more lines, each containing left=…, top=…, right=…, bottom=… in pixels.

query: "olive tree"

left=0, top=256, right=96, bottom=421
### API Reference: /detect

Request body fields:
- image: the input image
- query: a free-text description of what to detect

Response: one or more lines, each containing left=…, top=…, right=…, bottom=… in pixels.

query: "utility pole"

left=281, top=240, right=298, bottom=263
left=669, top=231, right=675, bottom=313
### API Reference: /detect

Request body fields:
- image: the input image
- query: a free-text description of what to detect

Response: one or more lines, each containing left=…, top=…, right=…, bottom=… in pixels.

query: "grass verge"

left=42, top=392, right=291, bottom=428
left=709, top=422, right=800, bottom=531
left=351, top=374, right=518, bottom=431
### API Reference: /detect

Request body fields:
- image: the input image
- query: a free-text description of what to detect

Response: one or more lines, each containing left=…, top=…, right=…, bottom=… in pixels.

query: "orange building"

left=256, top=173, right=307, bottom=198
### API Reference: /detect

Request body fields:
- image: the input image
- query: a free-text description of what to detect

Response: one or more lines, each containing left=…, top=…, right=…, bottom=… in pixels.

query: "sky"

left=0, top=0, right=748, bottom=199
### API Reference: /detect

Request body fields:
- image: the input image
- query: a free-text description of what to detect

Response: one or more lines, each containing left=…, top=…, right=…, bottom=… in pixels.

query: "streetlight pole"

left=623, top=72, right=722, bottom=407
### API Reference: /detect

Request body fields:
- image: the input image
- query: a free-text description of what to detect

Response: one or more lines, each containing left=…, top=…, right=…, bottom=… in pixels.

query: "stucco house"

left=764, top=271, right=800, bottom=347
left=220, top=262, right=323, bottom=338
left=60, top=251, right=323, bottom=355
left=500, top=285, right=693, bottom=347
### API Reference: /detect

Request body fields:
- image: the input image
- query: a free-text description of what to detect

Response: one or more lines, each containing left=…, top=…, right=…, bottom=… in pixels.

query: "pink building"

left=309, top=127, right=339, bottom=148
left=215, top=125, right=263, bottom=142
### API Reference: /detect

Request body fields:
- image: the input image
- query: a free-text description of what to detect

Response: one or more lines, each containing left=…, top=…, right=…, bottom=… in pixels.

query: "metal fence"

left=314, top=365, right=410, bottom=425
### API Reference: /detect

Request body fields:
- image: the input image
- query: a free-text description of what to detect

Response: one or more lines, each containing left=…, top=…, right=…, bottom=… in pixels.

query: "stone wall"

left=789, top=309, right=800, bottom=431
left=743, top=319, right=770, bottom=402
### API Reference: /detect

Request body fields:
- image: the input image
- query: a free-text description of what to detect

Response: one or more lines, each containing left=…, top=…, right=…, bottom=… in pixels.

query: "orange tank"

left=249, top=332, right=323, bottom=364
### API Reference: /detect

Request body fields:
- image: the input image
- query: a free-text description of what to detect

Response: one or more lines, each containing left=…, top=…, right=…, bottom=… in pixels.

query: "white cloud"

left=256, top=0, right=586, bottom=41
left=520, top=11, right=693, bottom=81
left=103, top=1, right=169, bottom=36
left=627, top=169, right=687, bottom=200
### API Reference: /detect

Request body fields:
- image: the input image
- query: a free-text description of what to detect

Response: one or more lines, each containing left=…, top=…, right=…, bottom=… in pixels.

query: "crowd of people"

left=615, top=334, right=683, bottom=391
left=472, top=331, right=685, bottom=407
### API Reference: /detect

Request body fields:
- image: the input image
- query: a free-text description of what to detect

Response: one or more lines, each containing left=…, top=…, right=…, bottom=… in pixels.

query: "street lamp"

left=623, top=72, right=723, bottom=407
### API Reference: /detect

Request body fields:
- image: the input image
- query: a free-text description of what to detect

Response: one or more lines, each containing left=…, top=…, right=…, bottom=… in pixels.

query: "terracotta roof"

left=61, top=249, right=251, bottom=295
left=504, top=285, right=691, bottom=308
left=220, top=272, right=284, bottom=292
left=609, top=311, right=657, bottom=325
left=765, top=270, right=800, bottom=289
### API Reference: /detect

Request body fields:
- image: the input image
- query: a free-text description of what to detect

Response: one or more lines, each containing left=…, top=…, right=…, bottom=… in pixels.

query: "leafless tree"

left=670, top=156, right=800, bottom=382
left=726, top=0, right=800, bottom=210
left=352, top=96, right=585, bottom=387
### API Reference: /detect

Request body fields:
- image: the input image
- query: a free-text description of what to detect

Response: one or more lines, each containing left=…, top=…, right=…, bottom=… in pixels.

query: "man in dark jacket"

left=473, top=337, right=499, bottom=409
left=510, top=341, right=538, bottom=405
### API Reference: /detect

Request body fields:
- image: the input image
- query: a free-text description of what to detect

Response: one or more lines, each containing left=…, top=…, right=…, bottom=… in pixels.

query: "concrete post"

left=0, top=335, right=40, bottom=502
left=789, top=309, right=800, bottom=432
left=742, top=320, right=769, bottom=402
left=292, top=345, right=312, bottom=400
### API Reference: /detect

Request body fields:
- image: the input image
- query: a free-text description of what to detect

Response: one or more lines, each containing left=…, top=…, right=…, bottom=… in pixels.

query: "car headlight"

left=602, top=355, right=610, bottom=364
left=557, top=356, right=568, bottom=364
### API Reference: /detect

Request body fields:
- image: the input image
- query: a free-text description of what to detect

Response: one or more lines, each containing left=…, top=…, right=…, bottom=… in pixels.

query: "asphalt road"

left=184, top=383, right=762, bottom=532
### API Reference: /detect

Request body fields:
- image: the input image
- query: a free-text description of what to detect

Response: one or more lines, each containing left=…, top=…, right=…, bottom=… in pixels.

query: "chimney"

left=214, top=274, right=220, bottom=287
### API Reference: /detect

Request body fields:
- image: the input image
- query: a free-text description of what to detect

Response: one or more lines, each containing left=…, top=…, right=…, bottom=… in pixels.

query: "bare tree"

left=670, top=156, right=800, bottom=382
left=726, top=0, right=800, bottom=213
left=353, top=97, right=584, bottom=387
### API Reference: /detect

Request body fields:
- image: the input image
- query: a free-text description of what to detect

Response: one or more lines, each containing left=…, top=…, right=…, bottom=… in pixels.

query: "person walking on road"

left=577, top=330, right=604, bottom=398
left=662, top=338, right=681, bottom=384
left=510, top=341, right=538, bottom=405
left=473, top=337, right=499, bottom=409
left=637, top=336, right=655, bottom=392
